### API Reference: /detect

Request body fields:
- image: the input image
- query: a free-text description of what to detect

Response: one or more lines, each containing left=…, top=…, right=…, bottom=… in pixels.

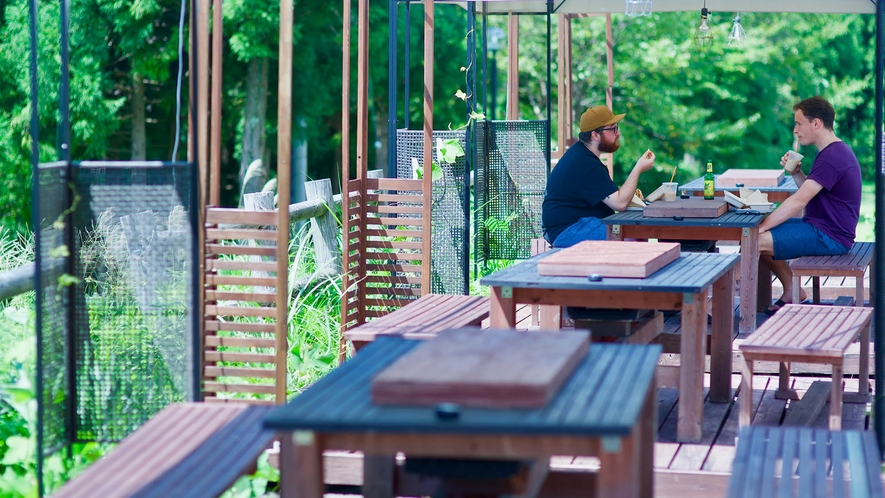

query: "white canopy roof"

left=467, top=0, right=876, bottom=15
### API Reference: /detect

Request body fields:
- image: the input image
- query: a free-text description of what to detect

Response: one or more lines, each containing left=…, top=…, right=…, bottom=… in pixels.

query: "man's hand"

left=634, top=149, right=656, bottom=173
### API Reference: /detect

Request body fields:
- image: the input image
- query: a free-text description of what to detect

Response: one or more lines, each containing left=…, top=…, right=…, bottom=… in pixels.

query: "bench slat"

left=790, top=242, right=874, bottom=273
left=55, top=404, right=248, bottom=498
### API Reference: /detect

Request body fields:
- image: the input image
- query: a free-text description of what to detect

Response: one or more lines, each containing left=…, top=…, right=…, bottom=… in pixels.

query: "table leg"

left=539, top=304, right=562, bottom=330
left=859, top=322, right=870, bottom=396
left=598, top=433, right=641, bottom=498
left=739, top=359, right=754, bottom=427
left=830, top=364, right=843, bottom=431
left=740, top=228, right=759, bottom=335
left=638, top=382, right=656, bottom=498
left=363, top=454, right=396, bottom=498
left=678, top=291, right=706, bottom=443
left=281, top=431, right=323, bottom=498
left=490, top=286, right=516, bottom=328
left=757, top=260, right=771, bottom=312
left=710, top=268, right=735, bottom=403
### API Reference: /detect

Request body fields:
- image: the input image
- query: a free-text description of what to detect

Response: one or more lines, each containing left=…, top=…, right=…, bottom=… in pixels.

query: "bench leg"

left=740, top=360, right=754, bottom=427
left=757, top=261, right=772, bottom=313
left=856, top=270, right=865, bottom=308
left=812, top=276, right=821, bottom=304
left=775, top=362, right=799, bottom=400
left=830, top=364, right=843, bottom=431
left=791, top=275, right=802, bottom=306
left=859, top=322, right=870, bottom=397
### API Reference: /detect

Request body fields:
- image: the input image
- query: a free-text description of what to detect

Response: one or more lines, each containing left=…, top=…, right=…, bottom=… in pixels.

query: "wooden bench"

left=54, top=403, right=275, bottom=498
left=790, top=241, right=874, bottom=306
left=739, top=304, right=873, bottom=430
left=343, top=294, right=490, bottom=350
left=728, top=426, right=883, bottom=498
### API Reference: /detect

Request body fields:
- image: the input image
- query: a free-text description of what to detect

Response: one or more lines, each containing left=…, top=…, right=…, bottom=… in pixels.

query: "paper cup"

left=662, top=182, right=678, bottom=202
left=784, top=150, right=804, bottom=173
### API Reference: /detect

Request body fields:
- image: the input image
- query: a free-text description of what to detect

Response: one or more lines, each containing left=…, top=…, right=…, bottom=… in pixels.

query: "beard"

left=598, top=134, right=620, bottom=153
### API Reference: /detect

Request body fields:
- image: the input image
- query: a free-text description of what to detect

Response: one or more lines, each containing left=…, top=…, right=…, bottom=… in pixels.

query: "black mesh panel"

left=36, top=162, right=72, bottom=456
left=475, top=120, right=548, bottom=261
left=395, top=129, right=468, bottom=295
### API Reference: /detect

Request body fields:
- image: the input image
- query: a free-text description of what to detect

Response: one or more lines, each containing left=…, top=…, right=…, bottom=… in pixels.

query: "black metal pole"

left=874, top=0, right=884, bottom=457
left=404, top=2, right=410, bottom=130
left=29, top=0, right=43, bottom=492
left=465, top=1, right=475, bottom=295
left=481, top=8, right=487, bottom=120
left=490, top=52, right=497, bottom=121
left=388, top=0, right=398, bottom=178
left=59, top=0, right=77, bottom=464
left=546, top=0, right=552, bottom=173
left=189, top=0, right=202, bottom=403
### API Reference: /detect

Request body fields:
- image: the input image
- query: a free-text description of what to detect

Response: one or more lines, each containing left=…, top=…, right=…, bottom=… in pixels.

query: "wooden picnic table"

left=602, top=210, right=763, bottom=335
left=679, top=174, right=798, bottom=203
left=265, top=336, right=661, bottom=498
left=480, top=251, right=739, bottom=443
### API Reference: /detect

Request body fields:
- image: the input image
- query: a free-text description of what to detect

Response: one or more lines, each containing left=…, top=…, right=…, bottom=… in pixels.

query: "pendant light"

left=693, top=1, right=713, bottom=49
left=625, top=0, right=652, bottom=17
left=728, top=13, right=746, bottom=45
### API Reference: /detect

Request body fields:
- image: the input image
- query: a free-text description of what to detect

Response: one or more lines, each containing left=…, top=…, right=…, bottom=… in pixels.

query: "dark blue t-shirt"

left=542, top=144, right=618, bottom=244
left=804, top=141, right=861, bottom=249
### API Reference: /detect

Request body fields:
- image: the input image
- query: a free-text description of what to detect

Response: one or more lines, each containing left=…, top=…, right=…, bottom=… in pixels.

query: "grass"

left=857, top=182, right=875, bottom=243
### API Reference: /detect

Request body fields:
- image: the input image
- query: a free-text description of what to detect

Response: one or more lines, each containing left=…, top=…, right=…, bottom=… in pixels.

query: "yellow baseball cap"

left=579, top=105, right=626, bottom=133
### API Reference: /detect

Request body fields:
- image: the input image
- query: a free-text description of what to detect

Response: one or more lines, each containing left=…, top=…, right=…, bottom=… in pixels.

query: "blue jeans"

left=551, top=217, right=607, bottom=248
left=770, top=218, right=849, bottom=260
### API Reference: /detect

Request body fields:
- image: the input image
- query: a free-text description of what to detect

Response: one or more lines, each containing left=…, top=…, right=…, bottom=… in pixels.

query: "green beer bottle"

left=703, top=160, right=715, bottom=200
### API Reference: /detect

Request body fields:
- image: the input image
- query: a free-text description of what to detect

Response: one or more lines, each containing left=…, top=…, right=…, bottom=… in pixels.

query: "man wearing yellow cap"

left=542, top=105, right=656, bottom=247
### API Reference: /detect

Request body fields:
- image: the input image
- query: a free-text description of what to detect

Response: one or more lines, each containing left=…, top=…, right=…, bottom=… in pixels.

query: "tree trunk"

left=240, top=58, right=269, bottom=186
left=132, top=73, right=146, bottom=160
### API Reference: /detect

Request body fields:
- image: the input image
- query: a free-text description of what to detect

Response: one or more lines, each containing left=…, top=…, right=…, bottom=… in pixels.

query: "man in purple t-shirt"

left=759, top=96, right=862, bottom=315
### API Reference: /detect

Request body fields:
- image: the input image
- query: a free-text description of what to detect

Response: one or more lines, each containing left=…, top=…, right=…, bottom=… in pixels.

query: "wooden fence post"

left=304, top=179, right=339, bottom=272
left=244, top=191, right=275, bottom=294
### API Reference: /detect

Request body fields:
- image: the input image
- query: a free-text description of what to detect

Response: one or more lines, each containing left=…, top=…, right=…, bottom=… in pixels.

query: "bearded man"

left=542, top=106, right=656, bottom=247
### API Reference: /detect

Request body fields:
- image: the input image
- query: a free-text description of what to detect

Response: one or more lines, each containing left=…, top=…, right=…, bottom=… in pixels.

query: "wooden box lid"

left=717, top=169, right=784, bottom=188
left=643, top=198, right=728, bottom=218
left=536, top=240, right=680, bottom=278
left=371, top=329, right=590, bottom=409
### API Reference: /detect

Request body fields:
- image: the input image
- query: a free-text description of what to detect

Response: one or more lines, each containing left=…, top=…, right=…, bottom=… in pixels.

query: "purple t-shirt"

left=803, top=141, right=861, bottom=249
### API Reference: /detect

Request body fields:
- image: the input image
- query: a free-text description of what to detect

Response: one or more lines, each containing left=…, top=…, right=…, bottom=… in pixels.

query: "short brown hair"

left=793, top=96, right=835, bottom=131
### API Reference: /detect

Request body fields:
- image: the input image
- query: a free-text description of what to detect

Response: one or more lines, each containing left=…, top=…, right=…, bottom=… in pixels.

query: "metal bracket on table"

left=742, top=227, right=752, bottom=237
left=602, top=436, right=622, bottom=453
left=611, top=224, right=621, bottom=235
left=501, top=286, right=513, bottom=299
left=683, top=293, right=696, bottom=305
left=293, top=430, right=315, bottom=446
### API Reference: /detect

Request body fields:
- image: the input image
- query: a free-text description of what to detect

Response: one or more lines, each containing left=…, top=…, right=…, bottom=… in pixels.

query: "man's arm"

left=758, top=178, right=823, bottom=233
left=602, top=167, right=644, bottom=211
left=602, top=150, right=655, bottom=211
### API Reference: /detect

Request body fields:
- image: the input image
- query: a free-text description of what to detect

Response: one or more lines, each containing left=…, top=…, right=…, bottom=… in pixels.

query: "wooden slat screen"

left=342, top=178, right=426, bottom=331
left=204, top=207, right=285, bottom=404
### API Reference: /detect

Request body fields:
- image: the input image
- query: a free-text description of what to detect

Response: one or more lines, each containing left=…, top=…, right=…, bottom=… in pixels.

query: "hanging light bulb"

left=625, top=0, right=652, bottom=17
left=728, top=13, right=746, bottom=45
left=693, top=3, right=713, bottom=49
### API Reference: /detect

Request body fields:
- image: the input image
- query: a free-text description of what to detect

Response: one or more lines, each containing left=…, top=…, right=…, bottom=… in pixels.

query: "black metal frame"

left=30, top=0, right=201, bottom=493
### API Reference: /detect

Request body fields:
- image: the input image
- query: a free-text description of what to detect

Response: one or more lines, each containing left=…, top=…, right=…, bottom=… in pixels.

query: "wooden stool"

left=739, top=304, right=873, bottom=430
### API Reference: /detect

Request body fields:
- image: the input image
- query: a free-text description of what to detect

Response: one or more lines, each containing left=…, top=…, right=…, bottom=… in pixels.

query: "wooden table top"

left=602, top=210, right=763, bottom=228
left=680, top=173, right=798, bottom=193
left=480, top=251, right=740, bottom=294
left=264, top=337, right=661, bottom=437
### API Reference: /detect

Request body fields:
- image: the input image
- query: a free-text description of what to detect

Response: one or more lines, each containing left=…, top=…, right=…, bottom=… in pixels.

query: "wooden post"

left=339, top=0, right=352, bottom=359
left=422, top=0, right=434, bottom=295
left=506, top=13, right=518, bottom=120
left=209, top=0, right=223, bottom=206
left=275, top=0, right=293, bottom=404
left=243, top=191, right=275, bottom=294
left=304, top=179, right=339, bottom=272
